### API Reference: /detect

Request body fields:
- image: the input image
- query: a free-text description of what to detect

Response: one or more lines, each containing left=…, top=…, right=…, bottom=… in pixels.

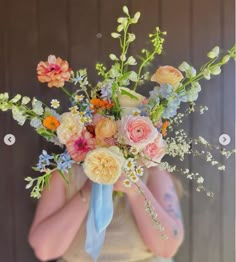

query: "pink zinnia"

left=66, top=130, right=96, bottom=162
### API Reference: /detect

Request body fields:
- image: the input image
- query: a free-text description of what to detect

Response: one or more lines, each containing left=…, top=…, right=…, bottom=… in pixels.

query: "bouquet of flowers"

left=0, top=6, right=235, bottom=261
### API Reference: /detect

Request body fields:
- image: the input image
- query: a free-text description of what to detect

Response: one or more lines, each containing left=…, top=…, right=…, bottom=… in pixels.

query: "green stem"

left=61, top=87, right=73, bottom=98
left=133, top=51, right=155, bottom=91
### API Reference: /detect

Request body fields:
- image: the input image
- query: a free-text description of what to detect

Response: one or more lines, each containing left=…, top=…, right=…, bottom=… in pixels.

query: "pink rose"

left=66, top=129, right=96, bottom=162
left=119, top=115, right=157, bottom=148
left=142, top=133, right=166, bottom=168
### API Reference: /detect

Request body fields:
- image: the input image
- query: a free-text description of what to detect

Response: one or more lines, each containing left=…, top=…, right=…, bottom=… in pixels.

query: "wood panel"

left=222, top=0, right=235, bottom=261
left=6, top=0, right=40, bottom=261
left=99, top=0, right=129, bottom=66
left=191, top=0, right=222, bottom=261
left=0, top=1, right=15, bottom=261
left=160, top=1, right=192, bottom=262
left=38, top=0, right=69, bottom=110
left=68, top=0, right=99, bottom=82
left=130, top=0, right=160, bottom=96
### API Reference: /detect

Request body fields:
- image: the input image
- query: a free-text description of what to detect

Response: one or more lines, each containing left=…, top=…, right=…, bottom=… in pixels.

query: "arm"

left=114, top=167, right=184, bottom=258
left=28, top=171, right=91, bottom=261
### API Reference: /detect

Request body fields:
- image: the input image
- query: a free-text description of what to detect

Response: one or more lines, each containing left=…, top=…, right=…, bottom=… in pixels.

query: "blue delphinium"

left=37, top=150, right=54, bottom=170
left=162, top=93, right=181, bottom=119
left=100, top=82, right=112, bottom=99
left=56, top=151, right=74, bottom=173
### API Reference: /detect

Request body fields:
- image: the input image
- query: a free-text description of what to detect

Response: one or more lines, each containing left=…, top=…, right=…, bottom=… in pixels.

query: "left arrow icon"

left=4, top=134, right=16, bottom=146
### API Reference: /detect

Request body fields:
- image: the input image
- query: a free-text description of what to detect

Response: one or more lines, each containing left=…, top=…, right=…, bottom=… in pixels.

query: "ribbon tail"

left=85, top=183, right=114, bottom=261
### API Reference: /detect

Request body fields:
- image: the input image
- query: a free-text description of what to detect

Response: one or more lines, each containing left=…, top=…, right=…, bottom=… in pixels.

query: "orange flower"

left=151, top=66, right=184, bottom=89
left=37, top=55, right=71, bottom=88
left=161, top=120, right=169, bottom=137
left=90, top=98, right=113, bottom=112
left=43, top=116, right=60, bottom=131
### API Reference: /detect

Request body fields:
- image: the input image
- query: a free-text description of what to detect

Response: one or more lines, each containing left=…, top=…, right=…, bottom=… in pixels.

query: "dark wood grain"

left=0, top=1, right=15, bottom=261
left=130, top=0, right=160, bottom=97
left=191, top=0, right=222, bottom=261
left=68, top=0, right=99, bottom=83
left=6, top=0, right=41, bottom=261
left=160, top=1, right=192, bottom=261
left=222, top=0, right=235, bottom=261
left=98, top=0, right=129, bottom=66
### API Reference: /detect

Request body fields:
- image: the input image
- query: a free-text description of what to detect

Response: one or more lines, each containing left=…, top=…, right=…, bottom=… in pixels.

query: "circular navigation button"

left=219, top=134, right=231, bottom=146
left=4, top=134, right=16, bottom=146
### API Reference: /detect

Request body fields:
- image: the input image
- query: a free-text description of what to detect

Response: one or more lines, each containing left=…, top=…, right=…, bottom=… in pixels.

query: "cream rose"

left=83, top=146, right=124, bottom=184
left=57, top=112, right=83, bottom=144
left=117, top=87, right=145, bottom=108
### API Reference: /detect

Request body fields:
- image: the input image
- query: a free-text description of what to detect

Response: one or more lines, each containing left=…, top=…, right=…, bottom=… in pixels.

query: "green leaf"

left=120, top=88, right=139, bottom=100
left=36, top=127, right=54, bottom=139
left=58, top=169, right=69, bottom=185
left=45, top=175, right=51, bottom=188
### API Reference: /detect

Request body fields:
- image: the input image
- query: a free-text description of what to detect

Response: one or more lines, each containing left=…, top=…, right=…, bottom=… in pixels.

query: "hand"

left=113, top=174, right=138, bottom=195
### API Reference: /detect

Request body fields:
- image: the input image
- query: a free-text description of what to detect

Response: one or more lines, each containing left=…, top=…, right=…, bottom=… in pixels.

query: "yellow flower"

left=151, top=66, right=184, bottom=89
left=123, top=179, right=132, bottom=188
left=84, top=146, right=124, bottom=184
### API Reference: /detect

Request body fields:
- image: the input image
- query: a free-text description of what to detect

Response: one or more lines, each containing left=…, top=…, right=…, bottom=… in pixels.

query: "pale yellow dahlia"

left=83, top=146, right=124, bottom=184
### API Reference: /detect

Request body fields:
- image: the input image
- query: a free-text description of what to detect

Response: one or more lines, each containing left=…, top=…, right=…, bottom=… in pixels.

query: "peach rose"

left=151, top=66, right=184, bottom=89
left=83, top=146, right=124, bottom=184
left=37, top=55, right=71, bottom=88
left=142, top=133, right=166, bottom=168
left=95, top=117, right=117, bottom=139
left=117, top=87, right=145, bottom=108
left=119, top=115, right=157, bottom=149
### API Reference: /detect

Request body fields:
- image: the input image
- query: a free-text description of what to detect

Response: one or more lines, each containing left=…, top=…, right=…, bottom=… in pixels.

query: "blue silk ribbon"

left=85, top=183, right=114, bottom=261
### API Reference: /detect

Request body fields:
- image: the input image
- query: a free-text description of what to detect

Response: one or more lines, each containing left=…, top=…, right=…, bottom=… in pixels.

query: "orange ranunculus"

left=43, top=116, right=60, bottom=131
left=95, top=117, right=117, bottom=139
left=37, top=55, right=71, bottom=88
left=151, top=66, right=184, bottom=89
